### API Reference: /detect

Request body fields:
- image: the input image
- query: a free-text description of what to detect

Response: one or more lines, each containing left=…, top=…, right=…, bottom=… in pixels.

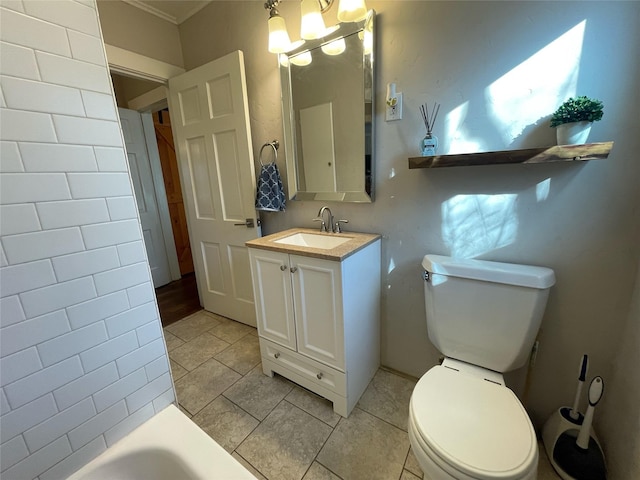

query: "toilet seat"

left=409, top=364, right=538, bottom=480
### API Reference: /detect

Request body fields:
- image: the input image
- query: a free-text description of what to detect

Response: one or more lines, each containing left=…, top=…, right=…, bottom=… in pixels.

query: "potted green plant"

left=550, top=96, right=604, bottom=145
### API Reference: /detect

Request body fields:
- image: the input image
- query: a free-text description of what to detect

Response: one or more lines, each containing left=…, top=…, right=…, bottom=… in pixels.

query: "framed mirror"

left=280, top=11, right=375, bottom=202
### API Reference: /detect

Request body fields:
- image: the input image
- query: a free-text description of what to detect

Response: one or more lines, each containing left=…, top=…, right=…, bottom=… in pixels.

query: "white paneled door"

left=119, top=108, right=172, bottom=288
left=168, top=51, right=260, bottom=326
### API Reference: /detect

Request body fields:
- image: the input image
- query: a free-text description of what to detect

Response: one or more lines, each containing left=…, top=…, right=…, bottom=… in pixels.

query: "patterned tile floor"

left=164, top=310, right=560, bottom=480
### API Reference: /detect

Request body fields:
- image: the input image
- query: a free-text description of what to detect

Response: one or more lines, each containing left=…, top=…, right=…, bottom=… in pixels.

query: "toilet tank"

left=422, top=255, right=555, bottom=373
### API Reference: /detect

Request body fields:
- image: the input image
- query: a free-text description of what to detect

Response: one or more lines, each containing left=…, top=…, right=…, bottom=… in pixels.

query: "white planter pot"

left=556, top=121, right=592, bottom=145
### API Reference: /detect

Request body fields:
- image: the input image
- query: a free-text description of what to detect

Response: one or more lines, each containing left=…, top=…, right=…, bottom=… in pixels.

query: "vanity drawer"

left=260, top=337, right=346, bottom=396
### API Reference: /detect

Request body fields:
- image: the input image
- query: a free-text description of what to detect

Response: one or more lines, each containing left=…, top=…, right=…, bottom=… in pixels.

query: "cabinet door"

left=291, top=255, right=344, bottom=370
left=249, top=249, right=297, bottom=350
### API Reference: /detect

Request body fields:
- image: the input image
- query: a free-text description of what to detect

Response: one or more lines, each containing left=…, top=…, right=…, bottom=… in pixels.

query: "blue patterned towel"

left=255, top=163, right=286, bottom=211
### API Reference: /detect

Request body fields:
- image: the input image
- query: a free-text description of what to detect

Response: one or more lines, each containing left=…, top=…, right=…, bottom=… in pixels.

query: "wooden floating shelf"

left=408, top=142, right=614, bottom=169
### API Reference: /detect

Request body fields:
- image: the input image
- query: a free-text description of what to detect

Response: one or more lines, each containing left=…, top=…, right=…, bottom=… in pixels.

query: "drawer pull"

left=316, top=372, right=323, bottom=380
left=274, top=352, right=280, bottom=359
left=280, top=265, right=287, bottom=271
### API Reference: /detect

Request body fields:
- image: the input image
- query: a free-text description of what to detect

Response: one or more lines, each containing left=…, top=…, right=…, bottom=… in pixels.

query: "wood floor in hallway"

left=155, top=273, right=200, bottom=327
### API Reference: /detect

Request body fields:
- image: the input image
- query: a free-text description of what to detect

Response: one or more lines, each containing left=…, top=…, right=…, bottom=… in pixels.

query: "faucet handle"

left=313, top=217, right=327, bottom=232
left=335, top=219, right=349, bottom=233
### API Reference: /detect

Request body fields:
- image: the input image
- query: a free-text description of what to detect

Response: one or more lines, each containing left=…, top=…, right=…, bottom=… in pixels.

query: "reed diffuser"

left=420, top=102, right=440, bottom=156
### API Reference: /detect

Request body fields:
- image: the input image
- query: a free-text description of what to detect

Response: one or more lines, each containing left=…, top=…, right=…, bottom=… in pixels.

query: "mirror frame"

left=280, top=10, right=375, bottom=203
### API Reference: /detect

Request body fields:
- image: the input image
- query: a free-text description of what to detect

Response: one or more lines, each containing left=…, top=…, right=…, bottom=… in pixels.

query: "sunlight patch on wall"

left=388, top=256, right=396, bottom=275
left=536, top=178, right=551, bottom=202
left=444, top=101, right=484, bottom=154
left=485, top=21, right=586, bottom=145
left=442, top=193, right=518, bottom=258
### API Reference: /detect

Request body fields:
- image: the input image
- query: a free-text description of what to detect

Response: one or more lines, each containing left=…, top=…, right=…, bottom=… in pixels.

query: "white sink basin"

left=274, top=232, right=351, bottom=250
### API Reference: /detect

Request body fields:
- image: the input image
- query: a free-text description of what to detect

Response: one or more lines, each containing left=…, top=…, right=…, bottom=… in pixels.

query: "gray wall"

left=97, top=0, right=184, bottom=68
left=599, top=258, right=640, bottom=478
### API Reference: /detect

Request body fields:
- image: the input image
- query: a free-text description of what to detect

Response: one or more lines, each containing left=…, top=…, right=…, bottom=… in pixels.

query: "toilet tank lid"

left=422, top=255, right=555, bottom=288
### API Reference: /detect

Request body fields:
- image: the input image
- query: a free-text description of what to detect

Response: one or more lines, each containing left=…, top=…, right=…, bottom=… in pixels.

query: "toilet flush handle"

left=423, top=271, right=430, bottom=282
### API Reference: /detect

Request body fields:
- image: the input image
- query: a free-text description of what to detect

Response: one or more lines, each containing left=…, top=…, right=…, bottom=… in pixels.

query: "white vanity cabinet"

left=247, top=233, right=380, bottom=417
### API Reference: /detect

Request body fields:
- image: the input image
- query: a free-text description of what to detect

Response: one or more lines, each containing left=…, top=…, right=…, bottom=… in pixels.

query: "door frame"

left=107, top=47, right=184, bottom=282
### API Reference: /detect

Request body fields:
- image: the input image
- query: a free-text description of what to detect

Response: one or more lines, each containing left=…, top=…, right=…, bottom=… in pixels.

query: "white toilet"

left=409, top=254, right=556, bottom=480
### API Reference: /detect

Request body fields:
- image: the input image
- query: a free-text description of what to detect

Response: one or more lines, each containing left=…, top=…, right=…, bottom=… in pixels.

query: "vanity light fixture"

left=337, top=0, right=368, bottom=22
left=301, top=0, right=327, bottom=39
left=264, top=0, right=368, bottom=53
left=266, top=0, right=291, bottom=53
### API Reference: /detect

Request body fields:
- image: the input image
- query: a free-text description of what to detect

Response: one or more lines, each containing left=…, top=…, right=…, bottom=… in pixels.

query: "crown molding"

left=122, top=0, right=176, bottom=24
left=121, top=0, right=210, bottom=25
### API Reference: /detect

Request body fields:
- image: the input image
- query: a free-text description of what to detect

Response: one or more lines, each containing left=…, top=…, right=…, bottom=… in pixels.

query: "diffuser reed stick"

left=420, top=102, right=440, bottom=135
left=420, top=101, right=440, bottom=156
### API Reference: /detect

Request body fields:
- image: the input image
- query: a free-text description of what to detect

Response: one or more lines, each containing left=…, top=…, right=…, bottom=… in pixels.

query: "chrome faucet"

left=316, top=206, right=334, bottom=233
left=313, top=206, right=349, bottom=233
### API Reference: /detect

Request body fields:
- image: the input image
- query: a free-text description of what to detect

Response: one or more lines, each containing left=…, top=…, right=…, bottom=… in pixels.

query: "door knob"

left=280, top=265, right=287, bottom=271
left=234, top=218, right=255, bottom=228
left=290, top=267, right=298, bottom=273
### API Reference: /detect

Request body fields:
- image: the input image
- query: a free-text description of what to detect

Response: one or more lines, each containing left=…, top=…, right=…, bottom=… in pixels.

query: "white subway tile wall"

left=0, top=1, right=176, bottom=479
left=20, top=143, right=98, bottom=172
left=0, top=246, right=8, bottom=267
left=95, top=147, right=128, bottom=172
left=0, top=204, right=41, bottom=236
left=0, top=140, right=25, bottom=171
left=0, top=296, right=26, bottom=328
left=116, top=241, right=147, bottom=266
left=126, top=282, right=156, bottom=307
left=105, top=196, right=138, bottom=220
left=0, top=42, right=41, bottom=81
left=68, top=32, right=106, bottom=67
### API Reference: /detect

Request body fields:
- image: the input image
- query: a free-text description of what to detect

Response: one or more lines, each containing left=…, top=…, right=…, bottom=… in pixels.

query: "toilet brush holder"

left=551, top=428, right=606, bottom=480
left=542, top=374, right=607, bottom=480
left=543, top=408, right=605, bottom=480
left=542, top=406, right=586, bottom=462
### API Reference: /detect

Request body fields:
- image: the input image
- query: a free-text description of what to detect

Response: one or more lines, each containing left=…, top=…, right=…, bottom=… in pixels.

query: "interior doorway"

left=111, top=72, right=199, bottom=326
left=110, top=51, right=261, bottom=328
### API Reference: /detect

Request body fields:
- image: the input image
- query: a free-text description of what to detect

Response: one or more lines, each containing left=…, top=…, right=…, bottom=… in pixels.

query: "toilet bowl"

left=410, top=255, right=555, bottom=480
left=408, top=359, right=538, bottom=480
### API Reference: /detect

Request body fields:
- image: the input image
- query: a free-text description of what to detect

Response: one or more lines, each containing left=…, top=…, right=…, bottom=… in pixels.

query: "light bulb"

left=268, top=13, right=291, bottom=53
left=337, top=0, right=367, bottom=22
left=321, top=38, right=346, bottom=56
left=290, top=51, right=312, bottom=66
left=301, top=0, right=326, bottom=40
